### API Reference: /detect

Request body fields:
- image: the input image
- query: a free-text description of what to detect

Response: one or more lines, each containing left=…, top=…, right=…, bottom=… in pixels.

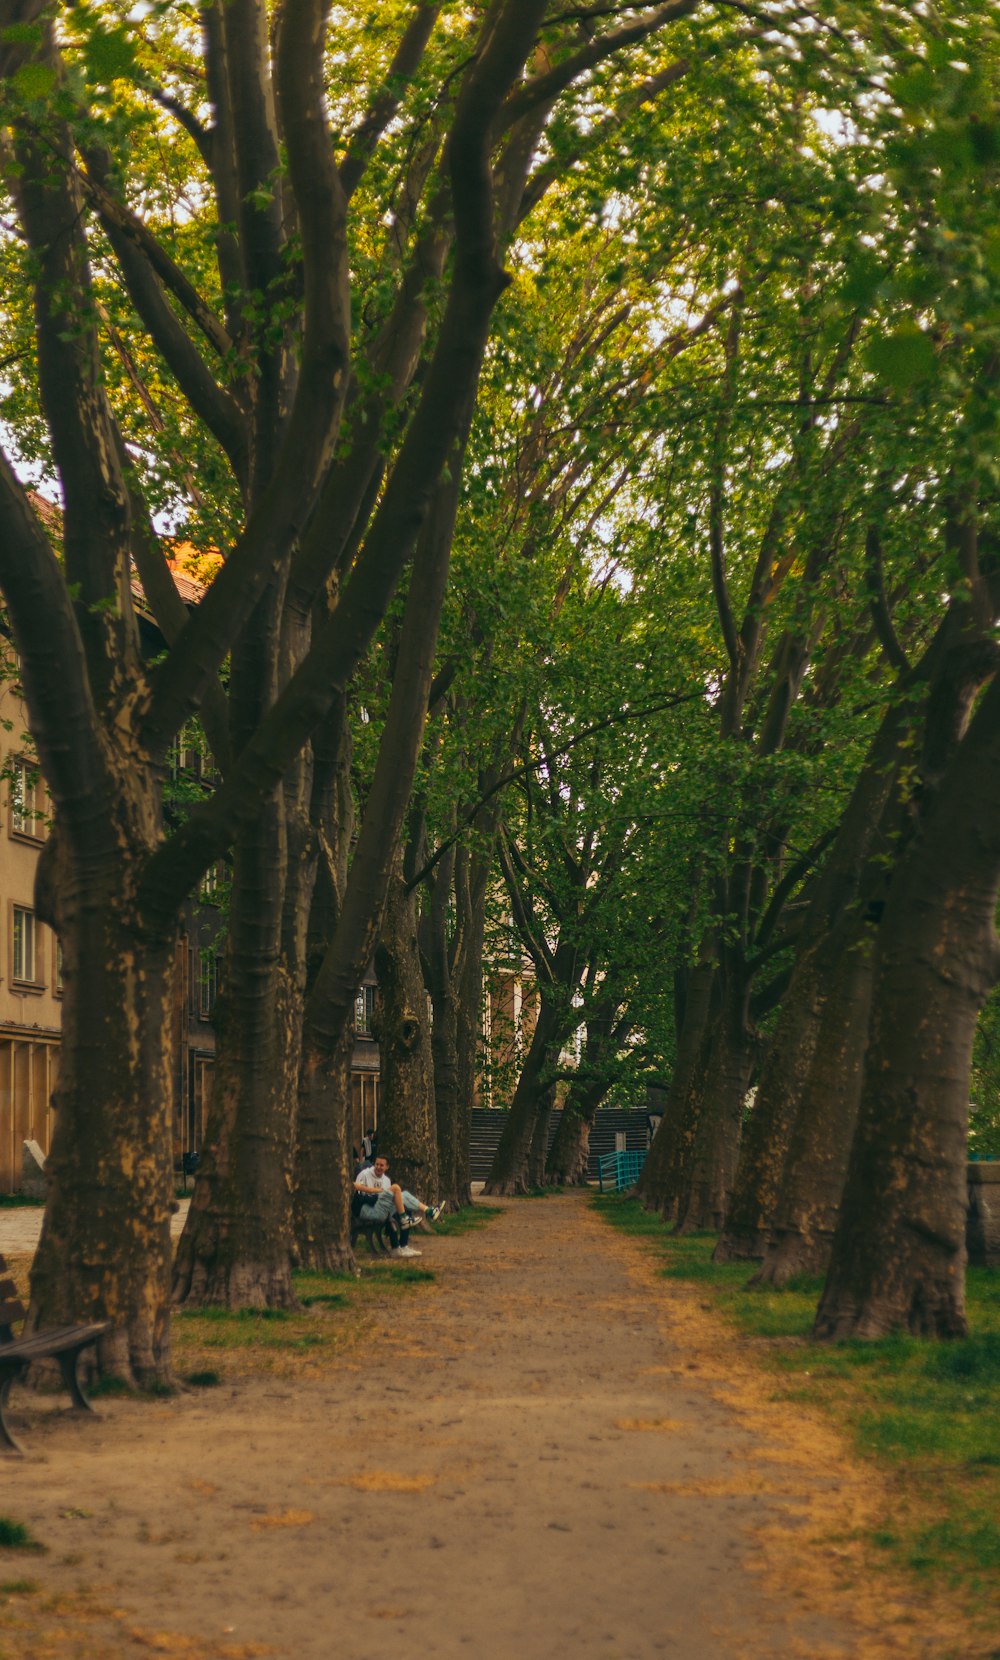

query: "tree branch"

left=407, top=689, right=710, bottom=891
left=339, top=3, right=443, bottom=199
left=866, top=525, right=910, bottom=676
left=85, top=147, right=250, bottom=485
left=0, top=448, right=113, bottom=852
left=502, top=0, right=699, bottom=128
left=79, top=164, right=234, bottom=360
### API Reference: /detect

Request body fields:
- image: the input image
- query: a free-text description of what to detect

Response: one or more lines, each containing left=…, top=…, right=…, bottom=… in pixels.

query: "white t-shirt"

left=356, top=1166, right=390, bottom=1192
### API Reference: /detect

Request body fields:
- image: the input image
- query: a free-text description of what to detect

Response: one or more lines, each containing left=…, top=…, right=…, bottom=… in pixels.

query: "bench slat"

left=0, top=1324, right=108, bottom=1365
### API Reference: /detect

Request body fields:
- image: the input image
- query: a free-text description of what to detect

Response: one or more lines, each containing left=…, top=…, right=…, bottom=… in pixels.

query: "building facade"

left=0, top=666, right=60, bottom=1192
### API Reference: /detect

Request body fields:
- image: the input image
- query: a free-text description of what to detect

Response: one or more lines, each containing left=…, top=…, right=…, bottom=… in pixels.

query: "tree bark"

left=450, top=888, right=485, bottom=1206
left=815, top=670, right=1000, bottom=1340
left=484, top=997, right=560, bottom=1195
left=547, top=1076, right=612, bottom=1186
left=172, top=789, right=300, bottom=1308
left=29, top=828, right=176, bottom=1385
left=715, top=710, right=907, bottom=1262
left=751, top=908, right=877, bottom=1286
left=637, top=955, right=716, bottom=1215
left=675, top=972, right=753, bottom=1234
left=375, top=870, right=439, bottom=1200
left=294, top=1023, right=355, bottom=1273
left=546, top=999, right=620, bottom=1185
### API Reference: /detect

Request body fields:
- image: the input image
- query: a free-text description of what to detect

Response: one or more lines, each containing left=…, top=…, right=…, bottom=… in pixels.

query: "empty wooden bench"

left=0, top=1254, right=109, bottom=1455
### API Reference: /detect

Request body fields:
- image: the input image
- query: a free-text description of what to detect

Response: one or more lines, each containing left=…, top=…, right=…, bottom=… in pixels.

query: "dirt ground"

left=0, top=1195, right=983, bottom=1659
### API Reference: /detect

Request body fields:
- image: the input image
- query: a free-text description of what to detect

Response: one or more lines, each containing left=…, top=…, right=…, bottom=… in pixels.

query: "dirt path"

left=0, top=1197, right=954, bottom=1659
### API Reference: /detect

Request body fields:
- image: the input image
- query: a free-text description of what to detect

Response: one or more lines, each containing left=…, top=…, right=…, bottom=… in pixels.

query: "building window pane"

left=354, top=986, right=375, bottom=1037
left=199, top=953, right=219, bottom=1018
left=10, top=757, right=42, bottom=838
left=13, top=907, right=35, bottom=983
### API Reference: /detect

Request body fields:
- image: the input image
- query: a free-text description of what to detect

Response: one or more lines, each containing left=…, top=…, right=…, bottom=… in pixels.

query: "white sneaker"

left=391, top=1244, right=422, bottom=1258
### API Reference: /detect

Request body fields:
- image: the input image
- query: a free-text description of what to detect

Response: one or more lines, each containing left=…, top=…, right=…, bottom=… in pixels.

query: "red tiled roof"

left=27, top=492, right=212, bottom=610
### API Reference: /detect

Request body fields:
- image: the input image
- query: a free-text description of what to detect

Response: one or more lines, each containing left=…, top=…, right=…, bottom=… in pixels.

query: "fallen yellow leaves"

left=341, top=1470, right=436, bottom=1493
left=614, top=1416, right=685, bottom=1432
left=247, top=1509, right=314, bottom=1531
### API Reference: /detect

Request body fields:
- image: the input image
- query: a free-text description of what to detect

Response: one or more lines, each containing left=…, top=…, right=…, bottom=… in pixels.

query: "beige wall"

left=0, top=678, right=63, bottom=1190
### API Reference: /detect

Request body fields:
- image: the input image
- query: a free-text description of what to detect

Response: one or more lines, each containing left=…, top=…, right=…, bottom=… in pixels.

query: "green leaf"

left=13, top=62, right=55, bottom=101
left=841, top=252, right=884, bottom=309
left=865, top=324, right=936, bottom=390
left=84, top=27, right=138, bottom=85
left=891, top=64, right=939, bottom=112
left=0, top=23, right=42, bottom=46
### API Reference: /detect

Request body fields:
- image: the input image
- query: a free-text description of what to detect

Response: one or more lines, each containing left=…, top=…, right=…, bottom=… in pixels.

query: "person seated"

left=353, top=1155, right=444, bottom=1259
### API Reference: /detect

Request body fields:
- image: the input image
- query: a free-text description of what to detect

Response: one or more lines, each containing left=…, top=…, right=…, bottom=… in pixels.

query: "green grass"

left=594, top=1193, right=1000, bottom=1602
left=86, top=1375, right=134, bottom=1399
left=429, top=1202, right=504, bottom=1235
left=0, top=1579, right=38, bottom=1594
left=0, top=1193, right=44, bottom=1208
left=0, top=1519, right=42, bottom=1553
left=170, top=1248, right=459, bottom=1374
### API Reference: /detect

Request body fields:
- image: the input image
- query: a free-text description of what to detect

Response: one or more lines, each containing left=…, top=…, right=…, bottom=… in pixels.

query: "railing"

left=597, top=1148, right=647, bottom=1193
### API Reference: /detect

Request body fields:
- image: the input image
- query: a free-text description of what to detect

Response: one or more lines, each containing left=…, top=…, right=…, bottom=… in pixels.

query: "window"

left=54, top=937, right=64, bottom=995
left=199, top=862, right=228, bottom=904
left=12, top=906, right=36, bottom=984
left=199, top=953, right=220, bottom=1018
left=354, top=985, right=376, bottom=1036
left=10, top=756, right=43, bottom=839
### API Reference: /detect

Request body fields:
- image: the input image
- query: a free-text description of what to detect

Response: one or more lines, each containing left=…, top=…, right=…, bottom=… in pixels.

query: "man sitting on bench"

left=353, top=1155, right=444, bottom=1259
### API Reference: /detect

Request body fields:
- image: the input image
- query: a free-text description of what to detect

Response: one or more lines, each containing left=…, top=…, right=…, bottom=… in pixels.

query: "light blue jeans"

left=358, top=1190, right=422, bottom=1225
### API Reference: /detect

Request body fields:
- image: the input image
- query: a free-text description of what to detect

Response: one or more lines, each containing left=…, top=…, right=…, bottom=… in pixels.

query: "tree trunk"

left=655, top=1018, right=716, bottom=1227
left=716, top=703, right=909, bottom=1263
left=431, top=988, right=463, bottom=1206
left=294, top=1022, right=355, bottom=1272
left=526, top=1078, right=556, bottom=1188
left=30, top=832, right=177, bottom=1386
left=451, top=908, right=483, bottom=1206
left=484, top=997, right=560, bottom=1195
left=751, top=910, right=876, bottom=1286
left=815, top=672, right=1000, bottom=1340
left=173, top=790, right=299, bottom=1308
left=375, top=871, right=438, bottom=1200
left=637, top=955, right=716, bottom=1213
left=712, top=947, right=825, bottom=1261
left=427, top=820, right=496, bottom=1209
left=675, top=974, right=753, bottom=1234
left=547, top=1076, right=611, bottom=1185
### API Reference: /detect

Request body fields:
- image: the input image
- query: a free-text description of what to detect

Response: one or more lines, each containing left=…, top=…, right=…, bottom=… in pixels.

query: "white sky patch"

left=811, top=106, right=858, bottom=146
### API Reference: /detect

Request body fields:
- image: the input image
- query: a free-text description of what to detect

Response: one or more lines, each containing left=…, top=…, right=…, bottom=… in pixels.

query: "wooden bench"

left=0, top=1254, right=110, bottom=1455
left=350, top=1213, right=395, bottom=1255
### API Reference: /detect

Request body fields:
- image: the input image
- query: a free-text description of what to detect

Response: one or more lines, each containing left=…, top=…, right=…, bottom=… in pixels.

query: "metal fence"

left=597, top=1148, right=647, bottom=1193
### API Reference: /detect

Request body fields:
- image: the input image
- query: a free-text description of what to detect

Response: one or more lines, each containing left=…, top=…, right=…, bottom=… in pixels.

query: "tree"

left=1, top=0, right=716, bottom=1367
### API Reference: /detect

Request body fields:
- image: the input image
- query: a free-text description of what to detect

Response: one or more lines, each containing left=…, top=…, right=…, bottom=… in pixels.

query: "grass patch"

left=172, top=1257, right=441, bottom=1378
left=183, top=1370, right=221, bottom=1388
left=429, top=1203, right=503, bottom=1236
left=0, top=1193, right=43, bottom=1207
left=169, top=1206, right=497, bottom=1378
left=593, top=1193, right=1000, bottom=1610
left=86, top=1375, right=134, bottom=1399
left=0, top=1578, right=38, bottom=1594
left=0, top=1519, right=43, bottom=1553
